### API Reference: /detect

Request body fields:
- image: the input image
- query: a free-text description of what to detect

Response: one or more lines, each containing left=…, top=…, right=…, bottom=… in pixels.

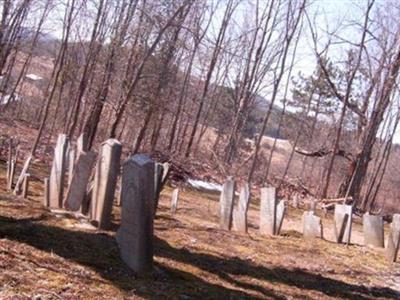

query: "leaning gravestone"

left=116, top=154, right=155, bottom=274
left=49, top=134, right=69, bottom=208
left=171, top=188, right=179, bottom=213
left=363, top=213, right=384, bottom=248
left=260, top=187, right=286, bottom=236
left=64, top=151, right=96, bottom=211
left=302, top=211, right=323, bottom=239
left=219, top=177, right=235, bottom=230
left=233, top=183, right=250, bottom=233
left=91, top=139, right=122, bottom=229
left=334, top=204, right=353, bottom=244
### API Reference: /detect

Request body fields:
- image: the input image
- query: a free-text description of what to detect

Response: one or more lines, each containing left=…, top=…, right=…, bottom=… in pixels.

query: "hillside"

left=0, top=160, right=399, bottom=299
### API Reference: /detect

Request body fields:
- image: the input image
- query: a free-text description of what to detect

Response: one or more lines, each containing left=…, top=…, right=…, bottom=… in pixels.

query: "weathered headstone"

left=334, top=204, right=353, bottom=244
left=153, top=163, right=164, bottom=214
left=260, top=187, right=286, bottom=235
left=44, top=177, right=50, bottom=207
left=116, top=154, right=155, bottom=274
left=233, top=183, right=250, bottom=233
left=171, top=188, right=179, bottom=213
left=363, top=213, right=384, bottom=248
left=91, top=139, right=122, bottom=229
left=68, top=148, right=75, bottom=186
left=386, top=214, right=400, bottom=262
left=64, top=151, right=96, bottom=211
left=14, top=155, right=32, bottom=195
left=49, top=134, right=69, bottom=208
left=22, top=174, right=30, bottom=199
left=219, top=177, right=235, bottom=230
left=302, top=211, right=323, bottom=239
left=7, top=160, right=15, bottom=191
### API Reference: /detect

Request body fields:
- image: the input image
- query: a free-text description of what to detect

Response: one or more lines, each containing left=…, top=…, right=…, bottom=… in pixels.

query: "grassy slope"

left=0, top=162, right=399, bottom=299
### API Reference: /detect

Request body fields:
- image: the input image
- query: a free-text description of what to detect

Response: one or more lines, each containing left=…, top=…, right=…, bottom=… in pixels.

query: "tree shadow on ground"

left=0, top=215, right=398, bottom=299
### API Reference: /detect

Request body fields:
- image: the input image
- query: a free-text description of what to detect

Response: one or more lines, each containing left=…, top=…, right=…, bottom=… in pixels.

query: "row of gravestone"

left=218, top=177, right=400, bottom=263
left=43, top=134, right=172, bottom=274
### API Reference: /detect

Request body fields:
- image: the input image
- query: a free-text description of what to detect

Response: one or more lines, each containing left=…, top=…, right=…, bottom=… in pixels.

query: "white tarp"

left=26, top=73, right=43, bottom=81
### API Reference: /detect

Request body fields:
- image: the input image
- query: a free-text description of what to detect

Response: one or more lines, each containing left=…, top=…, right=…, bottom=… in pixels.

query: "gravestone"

left=171, top=188, right=179, bottom=213
left=68, top=148, right=75, bottom=186
left=14, top=155, right=32, bottom=195
left=116, top=154, right=155, bottom=274
left=7, top=160, right=15, bottom=191
left=64, top=151, right=96, bottom=211
left=302, top=211, right=323, bottom=238
left=219, top=177, right=235, bottom=230
left=334, top=204, right=353, bottom=244
left=260, top=187, right=286, bottom=235
left=91, top=139, right=122, bottom=229
left=386, top=214, right=400, bottom=262
left=49, top=134, right=69, bottom=208
left=153, top=163, right=164, bottom=214
left=233, top=183, right=250, bottom=233
left=43, top=178, right=50, bottom=207
left=363, top=213, right=384, bottom=248
left=292, top=194, right=299, bottom=208
left=22, top=174, right=30, bottom=199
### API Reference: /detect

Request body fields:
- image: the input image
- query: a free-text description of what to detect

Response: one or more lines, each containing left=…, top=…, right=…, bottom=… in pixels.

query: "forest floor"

left=0, top=161, right=399, bottom=299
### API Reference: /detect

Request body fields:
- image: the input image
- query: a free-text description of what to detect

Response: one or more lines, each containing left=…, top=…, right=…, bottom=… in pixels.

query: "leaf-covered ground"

left=0, top=162, right=399, bottom=299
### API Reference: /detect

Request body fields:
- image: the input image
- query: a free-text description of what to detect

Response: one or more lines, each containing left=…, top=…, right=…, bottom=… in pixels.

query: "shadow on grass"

left=0, top=215, right=398, bottom=299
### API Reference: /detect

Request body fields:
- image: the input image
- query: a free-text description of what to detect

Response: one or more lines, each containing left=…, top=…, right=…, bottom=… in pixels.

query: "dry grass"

left=0, top=162, right=399, bottom=299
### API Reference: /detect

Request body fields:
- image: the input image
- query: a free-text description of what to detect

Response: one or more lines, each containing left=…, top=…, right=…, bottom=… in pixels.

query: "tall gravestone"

left=219, top=177, right=235, bottom=230
left=302, top=211, right=323, bottom=239
left=386, top=214, right=400, bottom=262
left=334, top=204, right=353, bottom=244
left=64, top=151, right=96, bottom=211
left=171, top=188, right=179, bottom=213
left=260, top=187, right=285, bottom=236
left=363, top=213, right=384, bottom=248
left=117, top=154, right=155, bottom=274
left=233, top=183, right=250, bottom=233
left=91, top=139, right=122, bottom=229
left=49, top=134, right=69, bottom=208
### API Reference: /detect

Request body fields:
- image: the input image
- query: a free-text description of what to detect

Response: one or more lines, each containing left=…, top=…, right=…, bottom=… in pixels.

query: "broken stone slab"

left=91, top=139, right=122, bottom=229
left=334, top=204, right=353, bottom=244
left=260, top=187, right=286, bottom=236
left=117, top=154, right=155, bottom=274
left=386, top=228, right=400, bottom=263
left=302, top=211, right=323, bottom=239
left=233, top=183, right=250, bottom=233
left=64, top=151, right=96, bottom=211
left=171, top=188, right=179, bottom=213
left=49, top=134, right=69, bottom=208
left=219, top=177, right=235, bottom=230
left=363, top=213, right=384, bottom=248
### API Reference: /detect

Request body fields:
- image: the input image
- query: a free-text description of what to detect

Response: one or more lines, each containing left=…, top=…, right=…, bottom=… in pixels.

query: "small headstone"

left=153, top=163, right=164, bottom=215
left=302, top=211, right=323, bottom=238
left=233, top=183, right=250, bottom=233
left=219, top=177, right=235, bottom=230
left=91, top=139, right=122, bottom=229
left=22, top=174, right=30, bottom=199
left=64, top=151, right=96, bottom=211
left=309, top=198, right=317, bottom=212
left=334, top=204, right=353, bottom=244
left=386, top=214, right=400, bottom=263
left=260, top=187, right=285, bottom=235
left=117, top=154, right=155, bottom=274
left=292, top=194, right=299, bottom=208
left=14, top=155, right=32, bottom=195
left=49, top=134, right=69, bottom=208
left=363, top=213, right=384, bottom=248
left=44, top=178, right=50, bottom=207
left=171, top=188, right=179, bottom=213
left=7, top=160, right=15, bottom=191
left=68, top=148, right=75, bottom=186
